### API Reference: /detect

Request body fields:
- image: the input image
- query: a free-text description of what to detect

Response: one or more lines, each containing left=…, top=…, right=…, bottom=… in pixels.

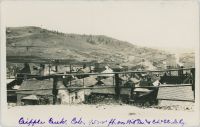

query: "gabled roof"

left=100, top=67, right=114, bottom=77
left=100, top=77, right=114, bottom=86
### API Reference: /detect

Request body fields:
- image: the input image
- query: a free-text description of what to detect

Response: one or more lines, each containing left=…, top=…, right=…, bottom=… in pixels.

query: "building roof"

left=17, top=79, right=53, bottom=95
left=157, top=85, right=194, bottom=101
left=22, top=95, right=39, bottom=100
left=12, top=85, right=20, bottom=90
left=134, top=88, right=153, bottom=92
left=6, top=79, right=15, bottom=84
left=100, top=77, right=115, bottom=86
left=7, top=79, right=18, bottom=90
left=70, top=76, right=98, bottom=87
left=99, top=66, right=114, bottom=77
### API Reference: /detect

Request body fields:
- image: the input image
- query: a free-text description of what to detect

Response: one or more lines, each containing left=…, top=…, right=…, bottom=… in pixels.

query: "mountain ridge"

left=6, top=26, right=194, bottom=69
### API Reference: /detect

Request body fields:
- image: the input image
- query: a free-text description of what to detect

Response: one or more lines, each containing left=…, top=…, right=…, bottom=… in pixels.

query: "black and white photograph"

left=0, top=0, right=199, bottom=127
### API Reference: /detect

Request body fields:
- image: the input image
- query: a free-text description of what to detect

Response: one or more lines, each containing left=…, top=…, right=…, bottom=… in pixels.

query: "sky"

left=1, top=0, right=199, bottom=53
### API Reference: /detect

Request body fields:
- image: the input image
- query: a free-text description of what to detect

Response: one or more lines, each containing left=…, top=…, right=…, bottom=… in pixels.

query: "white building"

left=57, top=81, right=85, bottom=104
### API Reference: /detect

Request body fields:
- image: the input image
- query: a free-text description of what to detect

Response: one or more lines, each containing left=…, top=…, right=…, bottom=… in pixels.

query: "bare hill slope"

left=6, top=26, right=194, bottom=69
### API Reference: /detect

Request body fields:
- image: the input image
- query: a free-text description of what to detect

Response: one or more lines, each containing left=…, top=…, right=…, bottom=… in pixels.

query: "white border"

left=0, top=0, right=200, bottom=127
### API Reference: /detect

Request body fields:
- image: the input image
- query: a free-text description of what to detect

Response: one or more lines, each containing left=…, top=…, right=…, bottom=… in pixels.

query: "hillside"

left=6, top=26, right=194, bottom=69
left=179, top=52, right=195, bottom=68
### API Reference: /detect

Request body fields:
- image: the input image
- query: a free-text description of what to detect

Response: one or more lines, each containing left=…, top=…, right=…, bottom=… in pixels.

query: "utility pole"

left=52, top=77, right=58, bottom=105
left=191, top=68, right=195, bottom=98
left=115, top=74, right=120, bottom=100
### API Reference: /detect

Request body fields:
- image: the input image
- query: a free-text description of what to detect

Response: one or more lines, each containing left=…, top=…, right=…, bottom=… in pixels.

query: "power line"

left=7, top=84, right=192, bottom=92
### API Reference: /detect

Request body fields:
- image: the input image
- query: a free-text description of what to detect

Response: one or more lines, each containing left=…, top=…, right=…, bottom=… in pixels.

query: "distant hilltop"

left=6, top=26, right=195, bottom=69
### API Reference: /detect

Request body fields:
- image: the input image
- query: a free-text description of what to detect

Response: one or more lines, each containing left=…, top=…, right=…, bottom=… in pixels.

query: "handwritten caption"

left=19, top=117, right=185, bottom=126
